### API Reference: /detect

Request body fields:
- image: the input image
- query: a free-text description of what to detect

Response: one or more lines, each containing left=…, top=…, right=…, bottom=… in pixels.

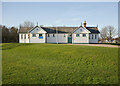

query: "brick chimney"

left=83, top=21, right=87, bottom=28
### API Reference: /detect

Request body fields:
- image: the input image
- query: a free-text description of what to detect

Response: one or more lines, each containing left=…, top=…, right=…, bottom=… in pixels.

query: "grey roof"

left=19, top=27, right=32, bottom=33
left=86, top=27, right=100, bottom=33
left=43, top=27, right=78, bottom=33
left=41, top=27, right=67, bottom=33
left=19, top=26, right=100, bottom=34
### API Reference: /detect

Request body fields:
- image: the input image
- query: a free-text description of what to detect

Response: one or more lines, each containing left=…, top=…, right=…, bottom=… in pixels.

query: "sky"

left=2, top=2, right=118, bottom=31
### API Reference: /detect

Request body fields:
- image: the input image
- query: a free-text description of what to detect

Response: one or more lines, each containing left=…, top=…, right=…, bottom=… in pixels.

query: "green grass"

left=102, top=43, right=120, bottom=46
left=2, top=43, right=118, bottom=84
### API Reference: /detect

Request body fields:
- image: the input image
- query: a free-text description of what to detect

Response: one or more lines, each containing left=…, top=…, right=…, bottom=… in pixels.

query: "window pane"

left=53, top=34, right=55, bottom=37
left=92, top=34, right=93, bottom=39
left=83, top=34, right=86, bottom=37
left=21, top=34, right=23, bottom=39
left=95, top=35, right=97, bottom=39
left=24, top=34, right=26, bottom=39
left=39, top=34, right=42, bottom=37
left=76, top=34, right=79, bottom=37
left=32, top=34, right=36, bottom=37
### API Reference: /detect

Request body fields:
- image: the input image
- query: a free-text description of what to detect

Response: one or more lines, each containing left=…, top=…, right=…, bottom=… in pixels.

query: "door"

left=68, top=37, right=72, bottom=43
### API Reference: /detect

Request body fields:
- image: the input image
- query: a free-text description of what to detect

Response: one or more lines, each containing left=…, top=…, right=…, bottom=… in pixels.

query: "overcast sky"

left=2, top=2, right=118, bottom=31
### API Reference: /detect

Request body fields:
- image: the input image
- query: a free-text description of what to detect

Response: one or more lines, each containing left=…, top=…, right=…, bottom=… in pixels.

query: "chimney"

left=83, top=21, right=87, bottom=28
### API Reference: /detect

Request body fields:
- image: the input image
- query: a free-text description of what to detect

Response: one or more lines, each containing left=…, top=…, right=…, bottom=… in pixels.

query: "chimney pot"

left=83, top=21, right=87, bottom=28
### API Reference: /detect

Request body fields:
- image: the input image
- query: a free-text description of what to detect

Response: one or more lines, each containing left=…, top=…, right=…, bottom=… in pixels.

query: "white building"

left=19, top=21, right=100, bottom=44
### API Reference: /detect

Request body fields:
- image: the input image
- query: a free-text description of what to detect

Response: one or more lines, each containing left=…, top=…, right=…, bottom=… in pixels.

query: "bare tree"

left=20, top=21, right=34, bottom=28
left=100, top=26, right=117, bottom=41
left=107, top=26, right=116, bottom=40
left=100, top=27, right=108, bottom=39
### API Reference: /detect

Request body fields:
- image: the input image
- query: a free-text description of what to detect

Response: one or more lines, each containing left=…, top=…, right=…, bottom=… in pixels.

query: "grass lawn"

left=2, top=43, right=118, bottom=84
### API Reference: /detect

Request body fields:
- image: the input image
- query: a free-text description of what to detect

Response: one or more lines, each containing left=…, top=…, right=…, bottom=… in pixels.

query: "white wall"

left=47, top=34, right=68, bottom=43
left=19, top=34, right=29, bottom=43
left=72, top=27, right=90, bottom=43
left=30, top=33, right=46, bottom=43
left=72, top=33, right=89, bottom=43
left=29, top=27, right=47, bottom=43
left=89, top=34, right=99, bottom=43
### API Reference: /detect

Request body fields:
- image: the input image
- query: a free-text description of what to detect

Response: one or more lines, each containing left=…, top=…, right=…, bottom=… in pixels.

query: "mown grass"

left=2, top=43, right=118, bottom=84
left=102, top=43, right=120, bottom=46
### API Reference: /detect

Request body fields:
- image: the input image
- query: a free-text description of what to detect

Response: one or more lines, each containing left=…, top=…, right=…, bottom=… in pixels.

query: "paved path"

left=68, top=44, right=119, bottom=48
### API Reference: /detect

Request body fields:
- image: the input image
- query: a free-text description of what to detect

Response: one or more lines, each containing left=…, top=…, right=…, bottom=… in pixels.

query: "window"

left=95, top=34, right=97, bottom=39
left=64, top=34, right=65, bottom=37
left=32, top=34, right=36, bottom=37
left=28, top=34, right=29, bottom=39
left=24, top=34, right=26, bottom=39
left=76, top=34, right=79, bottom=37
left=39, top=34, right=43, bottom=39
left=53, top=34, right=55, bottom=37
left=92, top=34, right=94, bottom=39
left=39, top=34, right=42, bottom=37
left=83, top=34, right=86, bottom=37
left=47, top=34, right=50, bottom=37
left=21, top=34, right=23, bottom=39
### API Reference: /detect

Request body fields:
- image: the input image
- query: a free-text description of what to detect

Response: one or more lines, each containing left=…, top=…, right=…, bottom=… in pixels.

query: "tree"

left=20, top=21, right=34, bottom=28
left=107, top=26, right=116, bottom=40
left=100, top=26, right=117, bottom=41
left=2, top=26, right=9, bottom=43
left=1, top=25, right=18, bottom=43
left=100, top=27, right=108, bottom=39
left=0, top=25, right=2, bottom=43
left=9, top=27, right=18, bottom=42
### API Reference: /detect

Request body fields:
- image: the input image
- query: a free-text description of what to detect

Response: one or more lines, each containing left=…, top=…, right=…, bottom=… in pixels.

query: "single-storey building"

left=19, top=21, right=100, bottom=43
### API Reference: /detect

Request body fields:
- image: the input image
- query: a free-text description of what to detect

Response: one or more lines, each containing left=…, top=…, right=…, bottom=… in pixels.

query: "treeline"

left=0, top=21, right=35, bottom=43
left=0, top=25, right=18, bottom=43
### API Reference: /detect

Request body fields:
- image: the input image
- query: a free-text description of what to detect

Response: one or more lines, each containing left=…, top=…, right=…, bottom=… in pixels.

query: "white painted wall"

left=47, top=34, right=68, bottom=43
left=89, top=34, right=99, bottom=43
left=73, top=27, right=90, bottom=33
left=29, top=27, right=47, bottom=43
left=72, top=33, right=89, bottom=43
left=19, top=34, right=29, bottom=43
left=72, top=27, right=90, bottom=43
left=30, top=33, right=46, bottom=43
